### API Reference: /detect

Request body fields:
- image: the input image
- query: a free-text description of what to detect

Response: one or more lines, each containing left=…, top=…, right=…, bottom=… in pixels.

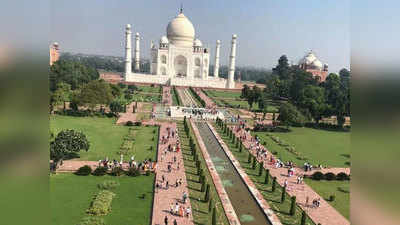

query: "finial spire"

left=180, top=3, right=183, bottom=13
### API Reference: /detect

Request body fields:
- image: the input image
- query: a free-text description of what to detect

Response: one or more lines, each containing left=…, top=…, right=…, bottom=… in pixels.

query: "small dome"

left=126, top=24, right=131, bottom=29
left=312, top=59, right=323, bottom=69
left=193, top=39, right=202, bottom=47
left=160, top=36, right=169, bottom=44
left=167, top=13, right=195, bottom=47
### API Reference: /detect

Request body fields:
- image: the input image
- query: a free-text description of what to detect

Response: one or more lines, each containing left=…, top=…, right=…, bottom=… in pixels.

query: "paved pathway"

left=194, top=88, right=216, bottom=109
left=56, top=160, right=131, bottom=172
left=151, top=122, right=194, bottom=225
left=162, top=86, right=173, bottom=106
left=116, top=102, right=137, bottom=124
left=230, top=125, right=350, bottom=225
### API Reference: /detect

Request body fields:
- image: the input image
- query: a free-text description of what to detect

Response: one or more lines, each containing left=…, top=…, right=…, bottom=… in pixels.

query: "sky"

left=49, top=0, right=350, bottom=73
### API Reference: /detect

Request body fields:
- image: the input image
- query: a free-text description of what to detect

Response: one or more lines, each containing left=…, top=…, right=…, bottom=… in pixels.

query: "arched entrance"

left=174, top=55, right=187, bottom=78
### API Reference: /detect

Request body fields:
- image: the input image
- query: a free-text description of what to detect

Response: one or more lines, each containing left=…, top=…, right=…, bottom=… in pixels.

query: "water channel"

left=195, top=122, right=272, bottom=225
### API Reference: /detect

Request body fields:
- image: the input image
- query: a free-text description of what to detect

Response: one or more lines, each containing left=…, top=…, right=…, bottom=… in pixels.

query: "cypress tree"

left=272, top=177, right=277, bottom=192
left=300, top=210, right=306, bottom=225
left=248, top=152, right=251, bottom=163
left=239, top=141, right=242, bottom=152
left=252, top=156, right=256, bottom=169
left=265, top=169, right=270, bottom=184
left=281, top=185, right=286, bottom=203
left=204, top=184, right=210, bottom=202
left=236, top=138, right=239, bottom=148
left=259, top=162, right=264, bottom=176
left=208, top=198, right=213, bottom=212
left=290, top=196, right=296, bottom=216
left=211, top=207, right=216, bottom=225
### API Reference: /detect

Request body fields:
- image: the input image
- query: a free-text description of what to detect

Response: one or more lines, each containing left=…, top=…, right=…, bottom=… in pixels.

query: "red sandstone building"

left=49, top=42, right=60, bottom=66
left=298, top=51, right=328, bottom=82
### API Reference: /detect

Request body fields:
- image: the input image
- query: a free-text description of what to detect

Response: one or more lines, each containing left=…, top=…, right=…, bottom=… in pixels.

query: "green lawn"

left=213, top=124, right=316, bottom=225
left=50, top=173, right=154, bottom=225
left=204, top=90, right=242, bottom=99
left=305, top=179, right=350, bottom=219
left=254, top=127, right=350, bottom=167
left=50, top=115, right=159, bottom=161
left=138, top=85, right=161, bottom=94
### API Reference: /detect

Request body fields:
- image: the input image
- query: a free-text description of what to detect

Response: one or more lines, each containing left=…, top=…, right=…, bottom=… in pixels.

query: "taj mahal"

left=124, top=9, right=237, bottom=89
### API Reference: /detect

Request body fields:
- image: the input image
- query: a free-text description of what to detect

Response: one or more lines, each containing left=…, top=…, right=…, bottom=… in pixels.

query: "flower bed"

left=87, top=190, right=116, bottom=216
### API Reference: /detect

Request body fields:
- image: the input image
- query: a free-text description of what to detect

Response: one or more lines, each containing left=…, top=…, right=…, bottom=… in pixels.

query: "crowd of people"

left=156, top=125, right=192, bottom=225
left=97, top=156, right=156, bottom=172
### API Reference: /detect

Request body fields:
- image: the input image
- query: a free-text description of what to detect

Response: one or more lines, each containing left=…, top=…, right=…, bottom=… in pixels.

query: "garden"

left=50, top=115, right=159, bottom=162
left=50, top=173, right=154, bottom=225
left=253, top=127, right=350, bottom=168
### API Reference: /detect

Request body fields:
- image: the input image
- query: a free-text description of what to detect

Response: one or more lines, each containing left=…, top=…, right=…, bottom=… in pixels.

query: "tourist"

left=182, top=191, right=187, bottom=203
left=164, top=215, right=168, bottom=225
left=175, top=202, right=179, bottom=215
left=166, top=181, right=169, bottom=189
left=170, top=203, right=174, bottom=214
left=284, top=179, right=288, bottom=188
left=179, top=178, right=182, bottom=186
left=179, top=205, right=184, bottom=217
left=173, top=219, right=178, bottom=225
left=186, top=207, right=191, bottom=217
left=175, top=179, right=179, bottom=187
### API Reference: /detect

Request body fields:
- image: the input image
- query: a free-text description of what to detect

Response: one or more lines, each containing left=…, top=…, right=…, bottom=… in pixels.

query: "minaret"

left=125, top=24, right=132, bottom=77
left=134, top=32, right=140, bottom=72
left=227, top=34, right=237, bottom=89
left=214, top=40, right=221, bottom=78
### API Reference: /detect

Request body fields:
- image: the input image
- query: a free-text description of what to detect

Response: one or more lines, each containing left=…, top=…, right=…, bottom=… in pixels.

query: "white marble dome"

left=167, top=13, right=195, bottom=47
left=160, top=35, right=169, bottom=44
left=193, top=38, right=202, bottom=47
left=312, top=59, right=323, bottom=69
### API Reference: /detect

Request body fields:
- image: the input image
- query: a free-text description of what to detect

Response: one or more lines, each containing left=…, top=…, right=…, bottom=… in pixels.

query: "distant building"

left=50, top=42, right=60, bottom=66
left=123, top=8, right=237, bottom=89
left=298, top=51, right=328, bottom=82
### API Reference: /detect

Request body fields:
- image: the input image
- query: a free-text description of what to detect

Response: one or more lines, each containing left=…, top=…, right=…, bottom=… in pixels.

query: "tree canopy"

left=50, top=129, right=90, bottom=162
left=75, top=80, right=114, bottom=110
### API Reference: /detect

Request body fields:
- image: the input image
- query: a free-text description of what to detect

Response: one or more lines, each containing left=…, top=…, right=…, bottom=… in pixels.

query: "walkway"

left=162, top=86, right=173, bottom=106
left=230, top=125, right=350, bottom=225
left=116, top=102, right=137, bottom=124
left=177, top=88, right=198, bottom=107
left=193, top=88, right=216, bottom=109
left=151, top=122, right=194, bottom=225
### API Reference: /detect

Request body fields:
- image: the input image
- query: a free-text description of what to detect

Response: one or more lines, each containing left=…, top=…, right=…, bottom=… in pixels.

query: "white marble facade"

left=124, top=10, right=237, bottom=89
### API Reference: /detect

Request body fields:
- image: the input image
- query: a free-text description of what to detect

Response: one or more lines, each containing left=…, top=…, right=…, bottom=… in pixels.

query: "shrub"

left=92, top=167, right=108, bottom=176
left=336, top=172, right=350, bottom=181
left=145, top=170, right=151, bottom=176
left=98, top=180, right=120, bottom=190
left=126, top=121, right=134, bottom=126
left=329, top=194, right=336, bottom=202
left=109, top=167, right=124, bottom=176
left=75, top=165, right=92, bottom=176
left=126, top=167, right=141, bottom=177
left=338, top=186, right=350, bottom=193
left=78, top=216, right=106, bottom=225
left=118, top=82, right=126, bottom=89
left=325, top=172, right=336, bottom=181
left=134, top=121, right=142, bottom=126
left=87, top=190, right=116, bottom=215
left=311, top=171, right=324, bottom=181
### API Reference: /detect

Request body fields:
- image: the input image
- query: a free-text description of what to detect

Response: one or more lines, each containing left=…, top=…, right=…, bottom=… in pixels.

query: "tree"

left=109, top=83, right=122, bottom=98
left=50, top=129, right=90, bottom=162
left=272, top=55, right=291, bottom=80
left=258, top=93, right=270, bottom=119
left=49, top=60, right=99, bottom=91
left=298, top=85, right=326, bottom=123
left=52, top=82, right=71, bottom=111
left=323, top=73, right=349, bottom=126
left=241, top=84, right=250, bottom=99
left=109, top=100, right=125, bottom=113
left=78, top=80, right=114, bottom=110
left=278, top=102, right=307, bottom=128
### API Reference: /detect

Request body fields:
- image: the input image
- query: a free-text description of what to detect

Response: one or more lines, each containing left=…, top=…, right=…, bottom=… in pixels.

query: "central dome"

left=167, top=13, right=195, bottom=47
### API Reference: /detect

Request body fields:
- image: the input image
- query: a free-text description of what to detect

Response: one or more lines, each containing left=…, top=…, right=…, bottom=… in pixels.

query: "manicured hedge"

left=92, top=166, right=108, bottom=176
left=310, top=171, right=350, bottom=181
left=75, top=165, right=92, bottom=176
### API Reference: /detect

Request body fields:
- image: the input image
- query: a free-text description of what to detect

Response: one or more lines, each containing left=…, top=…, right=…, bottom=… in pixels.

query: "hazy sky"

left=50, top=0, right=349, bottom=73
